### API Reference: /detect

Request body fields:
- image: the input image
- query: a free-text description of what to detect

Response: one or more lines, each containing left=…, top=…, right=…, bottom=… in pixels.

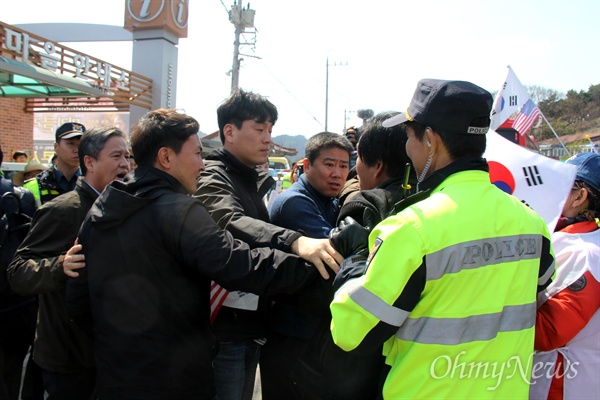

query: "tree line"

left=531, top=84, right=600, bottom=140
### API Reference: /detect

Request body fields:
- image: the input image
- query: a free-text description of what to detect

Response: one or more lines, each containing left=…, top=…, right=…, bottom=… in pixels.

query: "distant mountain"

left=272, top=135, right=308, bottom=163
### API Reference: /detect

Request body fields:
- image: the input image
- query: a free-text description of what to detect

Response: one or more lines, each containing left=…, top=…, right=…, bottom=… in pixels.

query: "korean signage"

left=0, top=21, right=152, bottom=109
left=32, top=113, right=130, bottom=165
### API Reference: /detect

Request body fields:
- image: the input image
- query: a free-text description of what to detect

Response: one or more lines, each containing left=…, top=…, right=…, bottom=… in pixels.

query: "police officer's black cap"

left=382, top=79, right=493, bottom=135
left=55, top=122, right=86, bottom=141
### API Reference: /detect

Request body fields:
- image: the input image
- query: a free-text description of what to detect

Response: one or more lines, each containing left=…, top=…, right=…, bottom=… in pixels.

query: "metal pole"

left=325, top=56, right=329, bottom=132
left=231, top=25, right=241, bottom=91
left=230, top=3, right=242, bottom=92
left=540, top=113, right=571, bottom=156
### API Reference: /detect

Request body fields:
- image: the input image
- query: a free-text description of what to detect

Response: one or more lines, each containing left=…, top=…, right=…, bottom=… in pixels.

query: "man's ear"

left=83, top=155, right=95, bottom=174
left=425, top=128, right=437, bottom=152
left=302, top=158, right=310, bottom=173
left=374, top=160, right=385, bottom=178
left=155, top=147, right=172, bottom=170
left=222, top=124, right=235, bottom=145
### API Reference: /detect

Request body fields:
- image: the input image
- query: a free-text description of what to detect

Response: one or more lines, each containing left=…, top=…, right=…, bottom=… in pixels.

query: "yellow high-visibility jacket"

left=281, top=172, right=292, bottom=190
left=331, top=167, right=555, bottom=399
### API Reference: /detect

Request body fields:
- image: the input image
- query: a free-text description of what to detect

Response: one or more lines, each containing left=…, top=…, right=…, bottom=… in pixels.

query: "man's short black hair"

left=407, top=120, right=486, bottom=159
left=216, top=88, right=278, bottom=144
left=358, top=111, right=412, bottom=179
left=131, top=109, right=200, bottom=167
left=305, top=132, right=353, bottom=164
left=79, top=127, right=127, bottom=175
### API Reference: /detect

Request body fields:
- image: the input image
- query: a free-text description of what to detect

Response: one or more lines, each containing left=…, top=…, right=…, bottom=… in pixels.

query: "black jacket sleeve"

left=8, top=201, right=75, bottom=295
left=176, top=202, right=317, bottom=296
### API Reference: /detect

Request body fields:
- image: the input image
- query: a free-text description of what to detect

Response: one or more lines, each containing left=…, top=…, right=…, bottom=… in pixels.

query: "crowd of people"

left=0, top=79, right=598, bottom=400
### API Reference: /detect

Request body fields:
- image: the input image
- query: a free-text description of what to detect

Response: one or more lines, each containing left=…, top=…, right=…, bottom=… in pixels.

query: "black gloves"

left=329, top=216, right=370, bottom=258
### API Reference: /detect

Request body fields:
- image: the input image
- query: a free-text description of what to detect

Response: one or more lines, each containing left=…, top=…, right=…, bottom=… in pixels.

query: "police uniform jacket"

left=331, top=157, right=556, bottom=399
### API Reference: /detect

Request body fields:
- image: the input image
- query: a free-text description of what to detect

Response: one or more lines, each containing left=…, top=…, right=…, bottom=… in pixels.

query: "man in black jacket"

left=0, top=146, right=36, bottom=400
left=65, top=108, right=330, bottom=400
left=8, top=127, right=130, bottom=399
left=337, top=111, right=416, bottom=227
left=195, top=89, right=342, bottom=400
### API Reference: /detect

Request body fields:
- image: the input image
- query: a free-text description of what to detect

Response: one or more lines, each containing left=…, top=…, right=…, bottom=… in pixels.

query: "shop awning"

left=0, top=56, right=104, bottom=98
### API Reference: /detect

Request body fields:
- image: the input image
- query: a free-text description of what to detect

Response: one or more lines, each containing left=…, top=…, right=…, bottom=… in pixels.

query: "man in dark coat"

left=9, top=127, right=130, bottom=399
left=0, top=146, right=36, bottom=400
left=65, top=108, right=329, bottom=400
left=195, top=89, right=341, bottom=400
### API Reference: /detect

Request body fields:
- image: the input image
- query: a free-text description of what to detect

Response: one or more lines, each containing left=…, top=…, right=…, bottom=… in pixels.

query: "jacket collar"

left=208, top=148, right=274, bottom=196
left=208, top=148, right=259, bottom=182
left=418, top=157, right=488, bottom=192
left=298, top=174, right=336, bottom=207
left=555, top=216, right=600, bottom=233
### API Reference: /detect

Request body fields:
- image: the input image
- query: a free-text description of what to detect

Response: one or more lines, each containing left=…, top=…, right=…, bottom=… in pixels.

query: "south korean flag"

left=484, top=130, right=577, bottom=232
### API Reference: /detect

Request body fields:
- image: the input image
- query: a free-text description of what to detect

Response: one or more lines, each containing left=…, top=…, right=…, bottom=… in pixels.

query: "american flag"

left=210, top=281, right=229, bottom=324
left=513, top=99, right=542, bottom=135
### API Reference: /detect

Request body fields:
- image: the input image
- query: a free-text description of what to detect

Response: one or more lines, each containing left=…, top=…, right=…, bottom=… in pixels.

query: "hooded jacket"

left=65, top=166, right=317, bottom=400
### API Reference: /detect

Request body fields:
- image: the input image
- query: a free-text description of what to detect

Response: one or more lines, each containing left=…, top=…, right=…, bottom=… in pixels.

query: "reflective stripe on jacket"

left=23, top=175, right=61, bottom=207
left=331, top=169, right=555, bottom=399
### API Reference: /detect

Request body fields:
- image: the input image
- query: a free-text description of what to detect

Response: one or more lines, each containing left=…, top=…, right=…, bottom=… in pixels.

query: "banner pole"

left=540, top=112, right=571, bottom=157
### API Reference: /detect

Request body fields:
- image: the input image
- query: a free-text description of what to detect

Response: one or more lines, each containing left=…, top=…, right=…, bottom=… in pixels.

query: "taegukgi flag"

left=484, top=130, right=577, bottom=232
left=491, top=66, right=532, bottom=130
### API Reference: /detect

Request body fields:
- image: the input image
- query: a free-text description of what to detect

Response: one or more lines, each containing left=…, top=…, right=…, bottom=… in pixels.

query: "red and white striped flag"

left=513, top=99, right=542, bottom=135
left=209, top=282, right=259, bottom=324
left=210, top=282, right=229, bottom=324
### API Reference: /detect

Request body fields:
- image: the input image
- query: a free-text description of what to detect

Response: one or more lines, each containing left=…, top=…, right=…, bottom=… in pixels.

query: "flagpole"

left=586, top=135, right=599, bottom=154
left=539, top=112, right=571, bottom=157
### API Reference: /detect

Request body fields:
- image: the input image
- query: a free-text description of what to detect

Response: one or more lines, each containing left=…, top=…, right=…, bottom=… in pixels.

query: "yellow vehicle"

left=268, top=156, right=290, bottom=171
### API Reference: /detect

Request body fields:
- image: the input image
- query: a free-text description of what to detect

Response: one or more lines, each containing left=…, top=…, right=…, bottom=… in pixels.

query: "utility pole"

left=228, top=1, right=256, bottom=93
left=325, top=56, right=329, bottom=132
left=343, top=109, right=355, bottom=131
left=231, top=9, right=242, bottom=91
left=325, top=57, right=347, bottom=132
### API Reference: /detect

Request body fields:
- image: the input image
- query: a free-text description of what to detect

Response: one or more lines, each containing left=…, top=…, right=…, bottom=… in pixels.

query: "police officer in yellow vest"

left=24, top=123, right=85, bottom=207
left=329, top=79, right=556, bottom=399
left=281, top=171, right=292, bottom=190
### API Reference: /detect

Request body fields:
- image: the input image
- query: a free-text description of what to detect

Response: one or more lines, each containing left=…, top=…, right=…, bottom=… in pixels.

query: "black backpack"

left=0, top=187, right=33, bottom=297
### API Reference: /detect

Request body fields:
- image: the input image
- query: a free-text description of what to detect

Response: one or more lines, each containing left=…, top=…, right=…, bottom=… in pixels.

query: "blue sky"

left=2, top=0, right=599, bottom=138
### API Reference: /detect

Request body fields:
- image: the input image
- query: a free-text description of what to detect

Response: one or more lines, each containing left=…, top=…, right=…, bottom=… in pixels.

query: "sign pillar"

left=124, top=0, right=189, bottom=127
